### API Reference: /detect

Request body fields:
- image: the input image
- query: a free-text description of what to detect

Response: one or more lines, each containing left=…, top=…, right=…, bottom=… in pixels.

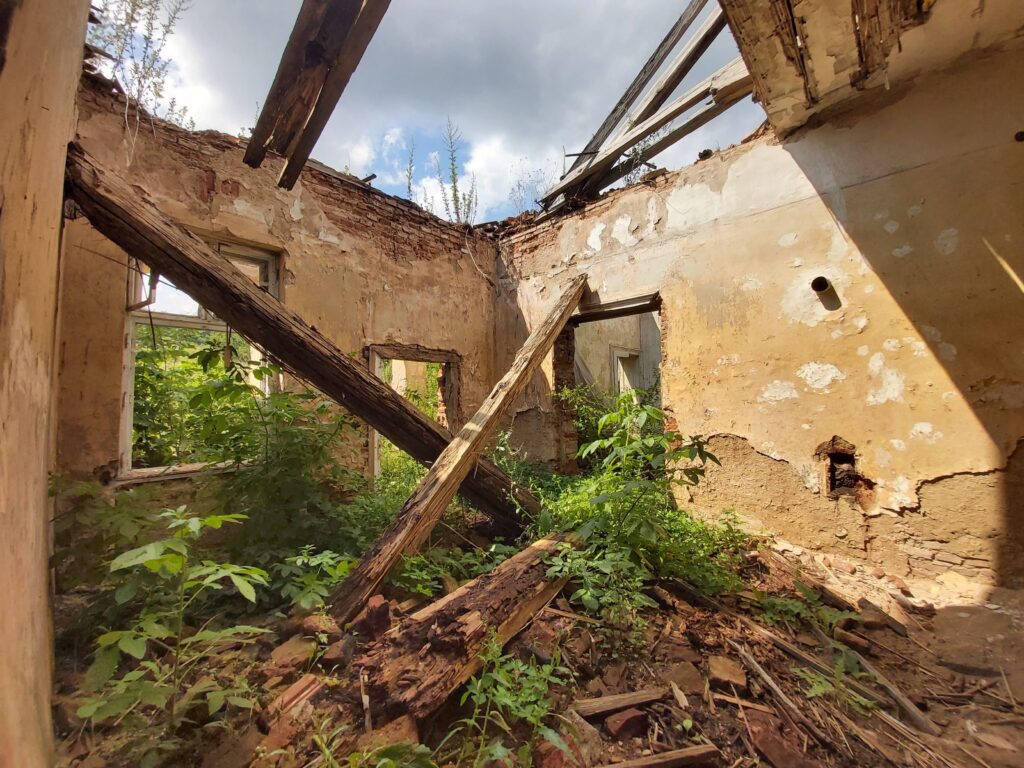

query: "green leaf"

left=110, top=541, right=167, bottom=571
left=118, top=635, right=147, bottom=660
left=229, top=573, right=257, bottom=602
left=83, top=646, right=120, bottom=691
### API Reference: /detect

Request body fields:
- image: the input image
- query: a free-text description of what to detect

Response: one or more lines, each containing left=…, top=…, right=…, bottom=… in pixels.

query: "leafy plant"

left=272, top=546, right=355, bottom=610
left=793, top=654, right=877, bottom=715
left=438, top=634, right=572, bottom=767
left=390, top=544, right=516, bottom=598
left=757, top=583, right=860, bottom=634
left=546, top=542, right=656, bottom=651
left=88, top=0, right=195, bottom=160
left=77, top=506, right=268, bottom=741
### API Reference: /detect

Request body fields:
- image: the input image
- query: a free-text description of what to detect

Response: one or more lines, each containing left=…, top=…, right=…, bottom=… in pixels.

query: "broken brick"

left=349, top=594, right=391, bottom=641
left=664, top=661, right=705, bottom=694
left=603, top=707, right=647, bottom=740
left=355, top=714, right=419, bottom=752
left=270, top=635, right=316, bottom=669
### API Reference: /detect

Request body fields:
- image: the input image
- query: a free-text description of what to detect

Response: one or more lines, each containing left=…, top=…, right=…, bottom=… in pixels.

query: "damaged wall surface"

left=0, top=1, right=90, bottom=764
left=499, top=37, right=1024, bottom=586
left=58, top=76, right=501, bottom=481
left=722, top=0, right=1021, bottom=133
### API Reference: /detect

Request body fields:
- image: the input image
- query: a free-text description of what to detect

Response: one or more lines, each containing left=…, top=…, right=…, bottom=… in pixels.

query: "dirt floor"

left=54, top=542, right=1024, bottom=768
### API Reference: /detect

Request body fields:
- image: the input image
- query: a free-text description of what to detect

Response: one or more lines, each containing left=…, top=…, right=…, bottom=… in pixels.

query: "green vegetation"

left=793, top=654, right=878, bottom=716
left=76, top=506, right=267, bottom=762
left=56, top=326, right=757, bottom=765
left=438, top=634, right=572, bottom=768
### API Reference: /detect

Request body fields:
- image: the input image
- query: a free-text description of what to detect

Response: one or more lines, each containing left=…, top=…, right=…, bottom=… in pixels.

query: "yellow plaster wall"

left=501, top=43, right=1024, bottom=584
left=58, top=79, right=499, bottom=480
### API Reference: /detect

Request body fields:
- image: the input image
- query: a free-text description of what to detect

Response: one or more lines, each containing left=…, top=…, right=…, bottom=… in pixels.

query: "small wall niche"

left=814, top=435, right=875, bottom=507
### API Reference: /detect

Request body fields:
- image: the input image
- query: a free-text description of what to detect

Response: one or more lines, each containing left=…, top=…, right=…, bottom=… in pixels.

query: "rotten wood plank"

left=573, top=688, right=669, bottom=718
left=65, top=143, right=537, bottom=529
left=277, top=0, right=392, bottom=189
left=621, top=5, right=728, bottom=131
left=356, top=534, right=577, bottom=720
left=327, top=274, right=588, bottom=625
left=565, top=0, right=709, bottom=176
left=591, top=745, right=720, bottom=768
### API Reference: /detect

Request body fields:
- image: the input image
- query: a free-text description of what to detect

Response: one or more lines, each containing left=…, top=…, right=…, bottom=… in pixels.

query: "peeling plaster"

left=586, top=222, right=605, bottom=252
left=758, top=380, right=799, bottom=402
left=796, top=361, right=846, bottom=391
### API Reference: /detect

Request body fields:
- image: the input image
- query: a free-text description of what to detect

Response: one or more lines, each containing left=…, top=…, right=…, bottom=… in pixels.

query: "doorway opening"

left=363, top=343, right=461, bottom=478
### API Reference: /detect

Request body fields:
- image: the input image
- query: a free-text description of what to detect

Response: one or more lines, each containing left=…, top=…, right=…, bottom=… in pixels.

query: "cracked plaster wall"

left=57, top=77, right=500, bottom=481
left=499, top=42, right=1024, bottom=585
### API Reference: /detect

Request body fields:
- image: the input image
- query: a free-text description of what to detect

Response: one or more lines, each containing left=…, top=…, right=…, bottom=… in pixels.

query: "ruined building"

left=2, top=1, right=1023, bottom=766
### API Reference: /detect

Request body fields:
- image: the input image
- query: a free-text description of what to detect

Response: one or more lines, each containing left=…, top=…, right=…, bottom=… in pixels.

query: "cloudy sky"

left=160, top=0, right=766, bottom=222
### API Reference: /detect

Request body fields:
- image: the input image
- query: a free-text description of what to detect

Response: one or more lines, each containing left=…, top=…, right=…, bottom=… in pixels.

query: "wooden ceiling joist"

left=244, top=0, right=391, bottom=190
left=564, top=0, right=710, bottom=178
left=618, top=5, right=728, bottom=134
left=541, top=57, right=750, bottom=208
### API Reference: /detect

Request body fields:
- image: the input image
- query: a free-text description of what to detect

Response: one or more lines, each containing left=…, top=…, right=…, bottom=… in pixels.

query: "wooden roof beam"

left=244, top=0, right=391, bottom=190
left=619, top=5, right=728, bottom=133
left=540, top=57, right=749, bottom=206
left=565, top=0, right=709, bottom=177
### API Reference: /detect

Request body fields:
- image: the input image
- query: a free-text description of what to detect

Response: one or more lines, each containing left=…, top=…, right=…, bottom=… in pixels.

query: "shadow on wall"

left=781, top=62, right=1024, bottom=586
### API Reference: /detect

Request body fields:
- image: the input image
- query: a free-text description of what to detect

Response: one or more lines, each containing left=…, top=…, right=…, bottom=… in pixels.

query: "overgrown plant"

left=77, top=506, right=268, bottom=753
left=793, top=654, right=878, bottom=716
left=88, top=0, right=195, bottom=160
left=438, top=634, right=572, bottom=767
left=418, top=118, right=478, bottom=224
left=756, top=582, right=860, bottom=634
left=272, top=546, right=355, bottom=610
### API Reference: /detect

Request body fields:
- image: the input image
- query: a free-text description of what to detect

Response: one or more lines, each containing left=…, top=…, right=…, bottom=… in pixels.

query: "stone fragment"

left=270, top=635, right=316, bottom=669
left=604, top=708, right=647, bottom=741
left=708, top=656, right=747, bottom=690
left=355, top=714, right=419, bottom=751
left=663, top=661, right=704, bottom=694
left=301, top=613, right=342, bottom=640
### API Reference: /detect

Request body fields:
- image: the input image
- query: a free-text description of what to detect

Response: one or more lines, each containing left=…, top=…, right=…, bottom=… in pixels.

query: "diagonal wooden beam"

left=65, top=143, right=538, bottom=530
left=588, top=69, right=753, bottom=194
left=620, top=5, right=728, bottom=132
left=245, top=0, right=390, bottom=188
left=328, top=274, right=588, bottom=626
left=565, top=0, right=709, bottom=177
left=541, top=57, right=749, bottom=206
left=277, top=0, right=392, bottom=190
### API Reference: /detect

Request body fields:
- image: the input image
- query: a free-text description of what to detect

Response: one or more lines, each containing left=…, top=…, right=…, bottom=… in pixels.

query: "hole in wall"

left=811, top=276, right=842, bottom=311
left=814, top=435, right=875, bottom=508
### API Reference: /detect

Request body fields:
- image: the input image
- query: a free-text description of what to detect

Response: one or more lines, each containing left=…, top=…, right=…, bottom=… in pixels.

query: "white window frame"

left=118, top=239, right=280, bottom=478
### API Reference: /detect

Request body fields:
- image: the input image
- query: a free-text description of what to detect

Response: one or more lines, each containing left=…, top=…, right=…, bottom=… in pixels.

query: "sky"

left=158, top=0, right=767, bottom=223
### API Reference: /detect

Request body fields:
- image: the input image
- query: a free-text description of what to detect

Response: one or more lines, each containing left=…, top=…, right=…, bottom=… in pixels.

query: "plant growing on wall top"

left=88, top=0, right=195, bottom=160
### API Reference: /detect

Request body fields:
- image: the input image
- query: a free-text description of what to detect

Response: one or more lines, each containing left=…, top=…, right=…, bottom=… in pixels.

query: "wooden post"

left=65, top=143, right=537, bottom=529
left=328, top=275, right=588, bottom=625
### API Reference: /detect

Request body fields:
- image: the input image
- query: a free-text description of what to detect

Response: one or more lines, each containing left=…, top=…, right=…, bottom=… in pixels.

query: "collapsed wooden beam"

left=356, top=534, right=575, bottom=719
left=565, top=0, right=710, bottom=177
left=65, top=143, right=537, bottom=529
left=277, top=0, right=393, bottom=190
left=244, top=0, right=391, bottom=190
left=328, top=274, right=588, bottom=625
left=540, top=58, right=750, bottom=209
left=591, top=71, right=753, bottom=193
left=619, top=5, right=728, bottom=131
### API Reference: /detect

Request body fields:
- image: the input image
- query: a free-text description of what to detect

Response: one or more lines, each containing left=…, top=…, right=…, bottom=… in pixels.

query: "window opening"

left=121, top=240, right=280, bottom=474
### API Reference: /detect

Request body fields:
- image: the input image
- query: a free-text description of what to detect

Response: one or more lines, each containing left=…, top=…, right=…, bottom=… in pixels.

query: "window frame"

left=118, top=239, right=280, bottom=478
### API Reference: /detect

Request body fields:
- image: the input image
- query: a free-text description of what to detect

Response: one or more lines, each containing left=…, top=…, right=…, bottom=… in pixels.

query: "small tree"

left=89, top=0, right=195, bottom=159
left=427, top=118, right=478, bottom=225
